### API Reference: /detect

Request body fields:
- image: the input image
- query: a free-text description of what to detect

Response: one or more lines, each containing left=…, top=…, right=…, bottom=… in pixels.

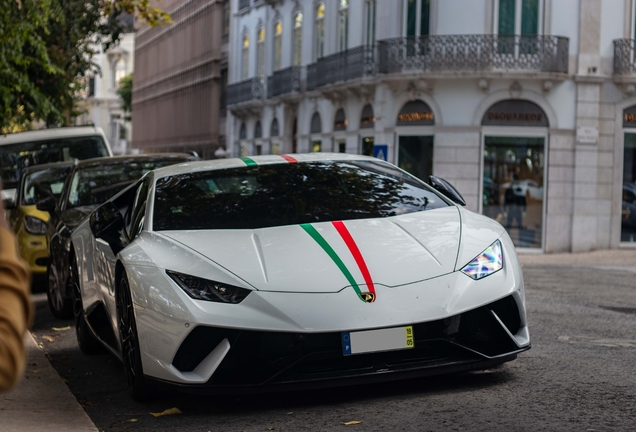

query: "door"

left=483, top=136, right=545, bottom=249
left=622, top=133, right=636, bottom=243
left=398, top=135, right=434, bottom=182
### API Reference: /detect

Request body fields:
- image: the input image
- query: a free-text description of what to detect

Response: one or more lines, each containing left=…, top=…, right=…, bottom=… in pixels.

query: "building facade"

left=76, top=33, right=135, bottom=155
left=226, top=0, right=636, bottom=253
left=133, top=0, right=229, bottom=159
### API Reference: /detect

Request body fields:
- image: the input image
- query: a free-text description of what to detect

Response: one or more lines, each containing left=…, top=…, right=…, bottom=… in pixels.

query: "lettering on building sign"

left=487, top=112, right=543, bottom=123
left=625, top=113, right=636, bottom=123
left=576, top=125, right=599, bottom=145
left=398, top=112, right=434, bottom=122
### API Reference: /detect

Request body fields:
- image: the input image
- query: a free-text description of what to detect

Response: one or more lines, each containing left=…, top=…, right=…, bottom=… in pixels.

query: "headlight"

left=24, top=216, right=47, bottom=235
left=166, top=270, right=252, bottom=304
left=460, top=240, right=503, bottom=280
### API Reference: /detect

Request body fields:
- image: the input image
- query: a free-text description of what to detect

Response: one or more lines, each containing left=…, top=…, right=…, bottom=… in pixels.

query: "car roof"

left=151, top=153, right=382, bottom=179
left=74, top=153, right=198, bottom=169
left=0, top=126, right=104, bottom=146
left=22, top=161, right=76, bottom=175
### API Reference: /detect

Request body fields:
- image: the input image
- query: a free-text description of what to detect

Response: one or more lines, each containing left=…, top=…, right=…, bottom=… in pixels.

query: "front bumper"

left=148, top=294, right=529, bottom=394
left=17, top=229, right=48, bottom=276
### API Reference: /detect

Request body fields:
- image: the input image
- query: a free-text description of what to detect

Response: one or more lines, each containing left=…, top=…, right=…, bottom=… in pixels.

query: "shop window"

left=361, top=137, right=374, bottom=156
left=334, top=108, right=347, bottom=131
left=312, top=141, right=322, bottom=152
left=339, top=142, right=346, bottom=153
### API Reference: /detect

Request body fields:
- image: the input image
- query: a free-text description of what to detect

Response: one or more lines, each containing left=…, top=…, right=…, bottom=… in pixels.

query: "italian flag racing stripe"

left=240, top=157, right=257, bottom=166
left=332, top=221, right=376, bottom=300
left=279, top=154, right=298, bottom=163
left=300, top=224, right=364, bottom=300
left=301, top=221, right=376, bottom=303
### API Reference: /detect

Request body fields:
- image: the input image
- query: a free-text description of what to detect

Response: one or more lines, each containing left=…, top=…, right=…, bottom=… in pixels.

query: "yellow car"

left=7, top=162, right=73, bottom=284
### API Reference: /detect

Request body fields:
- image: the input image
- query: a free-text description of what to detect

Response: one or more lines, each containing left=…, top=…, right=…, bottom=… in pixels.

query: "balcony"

left=378, top=35, right=568, bottom=75
left=267, top=66, right=302, bottom=99
left=227, top=77, right=264, bottom=107
left=306, top=45, right=376, bottom=91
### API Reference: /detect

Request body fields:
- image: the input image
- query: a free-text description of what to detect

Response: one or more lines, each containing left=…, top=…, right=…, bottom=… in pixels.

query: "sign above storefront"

left=396, top=100, right=435, bottom=126
left=623, top=105, right=636, bottom=128
left=482, top=100, right=549, bottom=127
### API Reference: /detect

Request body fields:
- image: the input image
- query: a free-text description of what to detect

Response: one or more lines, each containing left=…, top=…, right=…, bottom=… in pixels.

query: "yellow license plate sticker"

left=342, top=326, right=415, bottom=355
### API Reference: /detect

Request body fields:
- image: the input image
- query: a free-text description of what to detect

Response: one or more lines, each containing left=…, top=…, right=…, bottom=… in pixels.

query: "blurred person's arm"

left=0, top=189, right=32, bottom=392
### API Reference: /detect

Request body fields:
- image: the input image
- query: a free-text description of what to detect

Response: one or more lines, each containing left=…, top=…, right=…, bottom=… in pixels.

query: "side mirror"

left=429, top=175, right=467, bottom=206
left=90, top=201, right=125, bottom=254
left=36, top=196, right=57, bottom=213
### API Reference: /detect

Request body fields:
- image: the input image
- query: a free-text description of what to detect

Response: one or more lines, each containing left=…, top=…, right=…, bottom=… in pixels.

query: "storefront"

left=310, top=112, right=322, bottom=152
left=395, top=100, right=435, bottom=182
left=481, top=100, right=548, bottom=250
left=622, top=105, right=636, bottom=244
left=359, top=104, right=375, bottom=156
left=333, top=108, right=347, bottom=153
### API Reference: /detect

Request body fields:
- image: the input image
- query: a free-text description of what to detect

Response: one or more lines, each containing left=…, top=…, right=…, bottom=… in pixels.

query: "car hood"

left=158, top=206, right=461, bottom=293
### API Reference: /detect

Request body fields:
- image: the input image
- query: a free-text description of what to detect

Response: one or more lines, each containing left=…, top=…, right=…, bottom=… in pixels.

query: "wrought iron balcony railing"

left=267, top=66, right=302, bottom=98
left=306, top=45, right=376, bottom=91
left=378, top=35, right=568, bottom=74
left=613, top=39, right=636, bottom=75
left=227, top=77, right=263, bottom=106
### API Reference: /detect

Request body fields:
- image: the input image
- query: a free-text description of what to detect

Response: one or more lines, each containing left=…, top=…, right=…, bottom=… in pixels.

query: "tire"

left=71, top=260, right=103, bottom=355
left=117, top=271, right=153, bottom=401
left=47, top=264, right=73, bottom=319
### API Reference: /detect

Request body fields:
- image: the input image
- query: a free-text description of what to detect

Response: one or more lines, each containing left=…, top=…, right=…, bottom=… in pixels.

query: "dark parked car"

left=622, top=183, right=636, bottom=242
left=40, top=154, right=198, bottom=318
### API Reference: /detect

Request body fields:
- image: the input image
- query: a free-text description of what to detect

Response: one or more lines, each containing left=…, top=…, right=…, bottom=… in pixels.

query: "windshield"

left=21, top=166, right=72, bottom=206
left=153, top=160, right=448, bottom=231
left=0, top=135, right=109, bottom=190
left=67, top=159, right=190, bottom=208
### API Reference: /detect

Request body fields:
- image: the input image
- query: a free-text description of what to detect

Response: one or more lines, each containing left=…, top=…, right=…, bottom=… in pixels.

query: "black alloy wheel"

left=117, top=271, right=152, bottom=401
left=47, top=263, right=73, bottom=319
left=71, top=260, right=102, bottom=355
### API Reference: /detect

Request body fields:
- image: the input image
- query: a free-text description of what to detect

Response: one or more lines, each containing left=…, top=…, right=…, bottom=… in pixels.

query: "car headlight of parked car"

left=166, top=270, right=252, bottom=304
left=460, top=240, right=503, bottom=280
left=24, top=216, right=47, bottom=235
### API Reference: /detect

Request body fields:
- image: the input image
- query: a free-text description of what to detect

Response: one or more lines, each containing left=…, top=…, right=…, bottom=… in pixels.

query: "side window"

left=126, top=180, right=150, bottom=240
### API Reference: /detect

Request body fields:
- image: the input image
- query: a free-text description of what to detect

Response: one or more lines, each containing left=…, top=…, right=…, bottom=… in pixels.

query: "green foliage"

left=116, top=74, right=133, bottom=121
left=0, top=0, right=170, bottom=129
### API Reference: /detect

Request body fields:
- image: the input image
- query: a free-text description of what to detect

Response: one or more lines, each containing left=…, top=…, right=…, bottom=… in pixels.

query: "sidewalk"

left=0, top=333, right=98, bottom=432
left=518, top=248, right=636, bottom=268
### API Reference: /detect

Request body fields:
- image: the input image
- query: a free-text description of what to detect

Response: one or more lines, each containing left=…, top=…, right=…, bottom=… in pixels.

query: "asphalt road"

left=30, top=264, right=636, bottom=431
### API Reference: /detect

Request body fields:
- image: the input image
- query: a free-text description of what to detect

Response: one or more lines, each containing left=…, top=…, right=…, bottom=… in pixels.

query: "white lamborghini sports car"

left=70, top=153, right=530, bottom=400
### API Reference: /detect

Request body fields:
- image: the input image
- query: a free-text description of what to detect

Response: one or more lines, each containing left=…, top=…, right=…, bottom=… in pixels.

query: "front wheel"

left=117, top=271, right=153, bottom=401
left=71, top=260, right=103, bottom=355
left=47, top=264, right=73, bottom=319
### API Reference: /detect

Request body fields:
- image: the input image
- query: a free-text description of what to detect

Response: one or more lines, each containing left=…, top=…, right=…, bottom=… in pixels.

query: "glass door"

left=483, top=136, right=545, bottom=249
left=622, top=134, right=636, bottom=243
left=398, top=136, right=433, bottom=182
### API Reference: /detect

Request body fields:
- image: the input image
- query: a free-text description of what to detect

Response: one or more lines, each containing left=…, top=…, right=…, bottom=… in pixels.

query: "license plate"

left=342, top=326, right=414, bottom=356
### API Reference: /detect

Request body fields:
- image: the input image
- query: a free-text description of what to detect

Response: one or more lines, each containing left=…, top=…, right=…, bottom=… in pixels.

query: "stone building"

left=133, top=0, right=229, bottom=159
left=226, top=0, right=636, bottom=253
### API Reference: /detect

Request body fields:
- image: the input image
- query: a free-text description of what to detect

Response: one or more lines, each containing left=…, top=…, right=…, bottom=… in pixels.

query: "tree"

left=0, top=0, right=170, bottom=130
left=116, top=74, right=133, bottom=121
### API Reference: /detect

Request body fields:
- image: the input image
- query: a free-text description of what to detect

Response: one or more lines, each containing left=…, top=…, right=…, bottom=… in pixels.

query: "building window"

left=293, top=12, right=303, bottom=66
left=257, top=28, right=265, bottom=80
left=113, top=58, right=126, bottom=87
left=406, top=0, right=430, bottom=37
left=220, top=68, right=228, bottom=108
left=360, top=104, right=375, bottom=129
left=223, top=1, right=230, bottom=37
left=239, top=123, right=247, bottom=140
left=339, top=0, right=349, bottom=52
left=334, top=108, right=347, bottom=131
left=254, top=121, right=262, bottom=139
left=271, top=118, right=279, bottom=136
left=365, top=0, right=376, bottom=46
left=315, top=2, right=325, bottom=60
left=88, top=77, right=95, bottom=97
left=497, top=0, right=540, bottom=35
left=242, top=35, right=250, bottom=79
left=274, top=20, right=283, bottom=71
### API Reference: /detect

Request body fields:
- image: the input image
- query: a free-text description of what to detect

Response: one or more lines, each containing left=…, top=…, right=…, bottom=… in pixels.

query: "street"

left=30, top=261, right=636, bottom=431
